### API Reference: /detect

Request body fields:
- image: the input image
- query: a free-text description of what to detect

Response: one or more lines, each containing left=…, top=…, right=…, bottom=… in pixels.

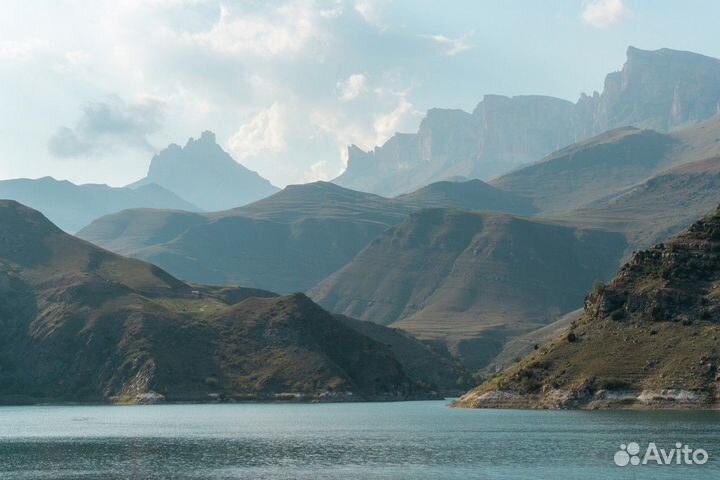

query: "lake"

left=1, top=400, right=719, bottom=479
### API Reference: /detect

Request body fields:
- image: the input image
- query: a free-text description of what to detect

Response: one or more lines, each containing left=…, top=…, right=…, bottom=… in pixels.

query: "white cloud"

left=354, top=0, right=386, bottom=27
left=184, top=1, right=321, bottom=57
left=373, top=97, right=413, bottom=145
left=303, top=160, right=339, bottom=182
left=227, top=103, right=288, bottom=159
left=0, top=39, right=50, bottom=60
left=337, top=74, right=368, bottom=101
left=423, top=32, right=473, bottom=56
left=581, top=0, right=633, bottom=28
left=47, top=94, right=167, bottom=158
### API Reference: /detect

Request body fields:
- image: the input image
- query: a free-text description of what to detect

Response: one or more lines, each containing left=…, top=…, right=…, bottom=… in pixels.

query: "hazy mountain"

left=79, top=180, right=535, bottom=294
left=395, top=179, right=537, bottom=215
left=79, top=182, right=411, bottom=293
left=335, top=47, right=720, bottom=196
left=558, top=155, right=720, bottom=255
left=335, top=96, right=578, bottom=196
left=492, top=114, right=720, bottom=216
left=129, top=131, right=278, bottom=211
left=490, top=127, right=679, bottom=215
left=309, top=209, right=627, bottom=370
left=0, top=177, right=197, bottom=233
left=578, top=47, right=720, bottom=134
left=0, top=200, right=441, bottom=404
left=454, top=206, right=720, bottom=409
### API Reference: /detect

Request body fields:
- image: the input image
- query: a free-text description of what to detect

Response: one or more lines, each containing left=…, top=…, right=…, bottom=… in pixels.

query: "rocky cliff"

left=454, top=204, right=720, bottom=409
left=335, top=47, right=720, bottom=196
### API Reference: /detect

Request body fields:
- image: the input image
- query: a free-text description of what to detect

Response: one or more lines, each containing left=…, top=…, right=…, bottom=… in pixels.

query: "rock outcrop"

left=454, top=204, right=720, bottom=409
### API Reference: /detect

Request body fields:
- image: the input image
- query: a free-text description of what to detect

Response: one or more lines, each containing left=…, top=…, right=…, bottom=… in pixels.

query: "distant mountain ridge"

left=78, top=179, right=532, bottom=294
left=335, top=47, right=720, bottom=196
left=0, top=176, right=197, bottom=233
left=129, top=130, right=278, bottom=211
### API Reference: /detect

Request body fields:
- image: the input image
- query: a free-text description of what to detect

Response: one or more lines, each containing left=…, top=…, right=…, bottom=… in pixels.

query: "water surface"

left=1, top=400, right=719, bottom=479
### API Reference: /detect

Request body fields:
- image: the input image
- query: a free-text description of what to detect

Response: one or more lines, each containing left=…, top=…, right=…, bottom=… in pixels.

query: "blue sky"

left=1, top=0, right=720, bottom=187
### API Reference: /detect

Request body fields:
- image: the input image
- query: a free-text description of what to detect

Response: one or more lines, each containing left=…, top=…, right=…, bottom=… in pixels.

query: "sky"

left=2, top=0, right=720, bottom=188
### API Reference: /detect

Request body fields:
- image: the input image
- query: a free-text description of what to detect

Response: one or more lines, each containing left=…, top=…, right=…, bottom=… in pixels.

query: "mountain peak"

left=199, top=130, right=216, bottom=143
left=130, top=131, right=278, bottom=211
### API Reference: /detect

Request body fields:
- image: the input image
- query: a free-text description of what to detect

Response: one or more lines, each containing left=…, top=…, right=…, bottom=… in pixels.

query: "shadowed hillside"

left=0, top=200, right=442, bottom=403
left=78, top=180, right=535, bottom=293
left=310, top=209, right=627, bottom=370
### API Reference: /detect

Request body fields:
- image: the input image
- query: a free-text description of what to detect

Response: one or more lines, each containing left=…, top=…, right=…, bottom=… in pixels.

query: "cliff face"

left=335, top=47, right=720, bottom=196
left=454, top=205, right=720, bottom=409
left=589, top=47, right=720, bottom=133
left=336, top=96, right=577, bottom=196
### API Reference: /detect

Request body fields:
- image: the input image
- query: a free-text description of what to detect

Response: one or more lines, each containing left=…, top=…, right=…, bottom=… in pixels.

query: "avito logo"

left=614, top=442, right=709, bottom=466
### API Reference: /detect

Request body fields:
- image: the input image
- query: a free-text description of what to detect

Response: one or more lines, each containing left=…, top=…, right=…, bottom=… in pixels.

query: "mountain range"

left=0, top=177, right=197, bottom=233
left=454, top=205, right=720, bottom=409
left=0, top=200, right=466, bottom=403
left=335, top=47, right=720, bottom=196
left=77, top=179, right=532, bottom=294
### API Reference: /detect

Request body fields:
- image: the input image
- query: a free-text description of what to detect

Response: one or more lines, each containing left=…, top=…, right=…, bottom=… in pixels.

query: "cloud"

left=183, top=1, right=322, bottom=57
left=0, top=39, right=51, bottom=60
left=422, top=32, right=474, bottom=56
left=47, top=95, right=167, bottom=158
left=581, top=0, right=633, bottom=28
left=303, top=160, right=338, bottom=182
left=227, top=102, right=288, bottom=159
left=373, top=97, right=413, bottom=145
left=337, top=74, right=368, bottom=101
left=353, top=0, right=386, bottom=27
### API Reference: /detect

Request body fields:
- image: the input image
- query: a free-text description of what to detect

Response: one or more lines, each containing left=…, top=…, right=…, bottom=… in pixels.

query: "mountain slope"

left=492, top=114, right=720, bottom=216
left=490, top=127, right=679, bottom=215
left=395, top=179, right=537, bottom=215
left=335, top=47, right=720, bottom=196
left=454, top=205, right=720, bottom=409
left=334, top=315, right=472, bottom=393
left=79, top=182, right=410, bottom=293
left=558, top=155, right=720, bottom=254
left=0, top=177, right=197, bottom=233
left=0, top=200, right=433, bottom=404
left=130, top=131, right=278, bottom=211
left=79, top=180, right=538, bottom=294
left=309, top=209, right=627, bottom=370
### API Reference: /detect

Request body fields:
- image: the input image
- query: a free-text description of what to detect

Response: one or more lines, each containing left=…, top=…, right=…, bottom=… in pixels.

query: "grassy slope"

left=0, top=200, right=438, bottom=403
left=78, top=180, right=541, bottom=294
left=310, top=209, right=627, bottom=370
left=454, top=206, right=720, bottom=409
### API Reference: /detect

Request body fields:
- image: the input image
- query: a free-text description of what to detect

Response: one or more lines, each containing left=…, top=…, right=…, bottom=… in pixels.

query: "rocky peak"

left=131, top=131, right=278, bottom=211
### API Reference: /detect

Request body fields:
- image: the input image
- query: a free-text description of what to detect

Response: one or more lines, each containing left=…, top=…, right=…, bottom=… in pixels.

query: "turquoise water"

left=1, top=400, right=719, bottom=479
